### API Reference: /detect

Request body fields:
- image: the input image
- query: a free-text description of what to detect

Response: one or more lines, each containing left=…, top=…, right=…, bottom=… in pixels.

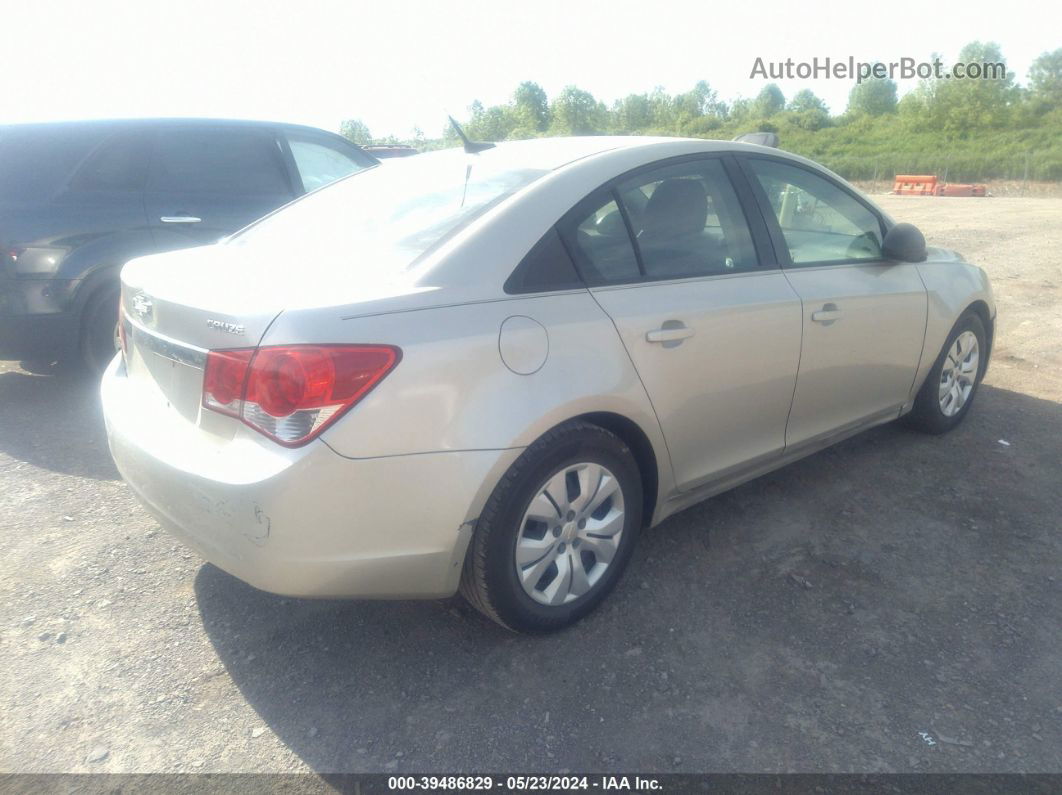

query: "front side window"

left=149, top=127, right=292, bottom=195
left=747, top=158, right=883, bottom=265
left=288, top=136, right=367, bottom=192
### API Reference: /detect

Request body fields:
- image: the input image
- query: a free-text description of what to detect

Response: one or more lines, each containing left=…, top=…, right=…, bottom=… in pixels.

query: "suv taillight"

left=202, top=344, right=400, bottom=447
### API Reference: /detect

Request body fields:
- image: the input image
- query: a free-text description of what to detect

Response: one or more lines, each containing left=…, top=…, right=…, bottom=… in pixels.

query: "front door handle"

left=160, top=215, right=202, bottom=224
left=811, top=303, right=842, bottom=324
left=646, top=324, right=695, bottom=344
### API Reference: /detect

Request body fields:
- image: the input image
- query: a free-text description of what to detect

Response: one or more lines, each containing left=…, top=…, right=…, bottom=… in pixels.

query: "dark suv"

left=0, top=118, right=377, bottom=370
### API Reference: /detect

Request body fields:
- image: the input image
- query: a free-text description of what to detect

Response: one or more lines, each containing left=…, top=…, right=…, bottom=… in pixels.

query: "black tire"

left=81, top=287, right=120, bottom=374
left=460, top=421, right=643, bottom=633
left=903, top=311, right=988, bottom=434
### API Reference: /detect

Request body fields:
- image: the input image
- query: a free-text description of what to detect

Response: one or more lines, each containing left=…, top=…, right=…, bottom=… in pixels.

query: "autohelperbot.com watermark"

left=750, top=56, right=1007, bottom=83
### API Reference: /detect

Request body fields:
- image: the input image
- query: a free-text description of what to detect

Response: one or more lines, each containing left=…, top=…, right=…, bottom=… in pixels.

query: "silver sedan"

left=102, top=136, right=995, bottom=632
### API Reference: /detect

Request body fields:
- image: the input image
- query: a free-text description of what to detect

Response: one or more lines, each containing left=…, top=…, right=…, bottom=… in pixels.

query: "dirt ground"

left=1, top=197, right=1060, bottom=775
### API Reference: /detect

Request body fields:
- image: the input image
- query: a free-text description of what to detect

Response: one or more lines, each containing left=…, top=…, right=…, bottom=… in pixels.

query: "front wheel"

left=460, top=421, right=643, bottom=632
left=903, top=312, right=987, bottom=434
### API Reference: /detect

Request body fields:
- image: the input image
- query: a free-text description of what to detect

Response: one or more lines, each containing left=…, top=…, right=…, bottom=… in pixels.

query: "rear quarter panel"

left=265, top=293, right=668, bottom=459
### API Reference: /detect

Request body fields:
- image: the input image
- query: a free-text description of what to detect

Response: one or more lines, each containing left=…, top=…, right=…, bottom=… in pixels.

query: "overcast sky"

left=3, top=0, right=1055, bottom=138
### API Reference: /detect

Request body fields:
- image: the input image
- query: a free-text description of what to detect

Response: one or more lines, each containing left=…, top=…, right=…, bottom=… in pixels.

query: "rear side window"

left=149, top=127, right=292, bottom=195
left=558, top=158, right=759, bottom=286
left=0, top=126, right=107, bottom=201
left=559, top=192, right=641, bottom=285
left=287, top=135, right=369, bottom=192
left=616, top=158, right=759, bottom=279
left=505, top=229, right=583, bottom=294
left=69, top=132, right=149, bottom=192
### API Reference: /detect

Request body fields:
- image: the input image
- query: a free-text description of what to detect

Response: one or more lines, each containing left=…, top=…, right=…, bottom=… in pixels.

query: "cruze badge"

left=132, top=292, right=153, bottom=322
left=206, top=319, right=245, bottom=335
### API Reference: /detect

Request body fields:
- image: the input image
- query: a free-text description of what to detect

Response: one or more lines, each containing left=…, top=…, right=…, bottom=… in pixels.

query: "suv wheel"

left=81, top=287, right=120, bottom=374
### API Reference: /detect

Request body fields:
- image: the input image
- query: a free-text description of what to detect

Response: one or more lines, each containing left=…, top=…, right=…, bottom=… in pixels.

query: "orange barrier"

left=893, top=175, right=938, bottom=195
left=935, top=183, right=987, bottom=197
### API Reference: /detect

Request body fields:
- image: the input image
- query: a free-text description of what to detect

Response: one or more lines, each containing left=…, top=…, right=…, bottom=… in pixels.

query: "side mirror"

left=883, top=222, right=927, bottom=262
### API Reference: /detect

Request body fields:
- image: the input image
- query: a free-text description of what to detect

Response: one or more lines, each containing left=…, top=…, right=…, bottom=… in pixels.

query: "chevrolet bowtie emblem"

left=132, top=292, right=153, bottom=322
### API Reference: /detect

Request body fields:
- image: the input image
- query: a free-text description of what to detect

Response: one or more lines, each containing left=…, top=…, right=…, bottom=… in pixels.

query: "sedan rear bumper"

left=101, top=356, right=519, bottom=599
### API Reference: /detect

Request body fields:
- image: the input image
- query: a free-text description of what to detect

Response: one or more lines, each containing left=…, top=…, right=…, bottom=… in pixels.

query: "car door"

left=45, top=126, right=156, bottom=271
left=559, top=156, right=803, bottom=492
left=741, top=156, right=927, bottom=448
left=144, top=124, right=297, bottom=250
left=281, top=130, right=375, bottom=193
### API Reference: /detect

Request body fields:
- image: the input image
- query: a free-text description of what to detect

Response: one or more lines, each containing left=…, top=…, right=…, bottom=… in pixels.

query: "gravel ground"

left=2, top=197, right=1060, bottom=775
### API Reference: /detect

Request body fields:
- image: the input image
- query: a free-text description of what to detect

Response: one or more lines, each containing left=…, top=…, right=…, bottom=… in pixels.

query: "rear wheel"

left=904, top=312, right=987, bottom=434
left=460, top=421, right=643, bottom=632
left=81, top=287, right=120, bottom=374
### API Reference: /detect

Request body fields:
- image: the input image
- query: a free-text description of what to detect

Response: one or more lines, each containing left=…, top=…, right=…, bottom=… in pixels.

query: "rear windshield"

left=0, top=126, right=108, bottom=201
left=227, top=148, right=549, bottom=272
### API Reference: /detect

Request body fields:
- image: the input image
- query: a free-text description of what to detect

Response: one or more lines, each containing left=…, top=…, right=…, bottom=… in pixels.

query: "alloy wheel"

left=938, top=330, right=979, bottom=417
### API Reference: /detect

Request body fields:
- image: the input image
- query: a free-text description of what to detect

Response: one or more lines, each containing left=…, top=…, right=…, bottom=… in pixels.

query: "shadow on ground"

left=0, top=364, right=118, bottom=480
left=195, top=384, right=1062, bottom=773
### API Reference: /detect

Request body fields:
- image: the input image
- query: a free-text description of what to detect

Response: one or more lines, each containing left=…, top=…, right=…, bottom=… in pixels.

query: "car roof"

left=451, top=135, right=803, bottom=173
left=0, top=117, right=343, bottom=137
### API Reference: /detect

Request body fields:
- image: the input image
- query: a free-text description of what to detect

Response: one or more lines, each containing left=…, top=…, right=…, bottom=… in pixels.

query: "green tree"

left=466, top=104, right=519, bottom=141
left=751, top=84, right=785, bottom=117
left=785, top=90, right=830, bottom=131
left=339, top=119, right=372, bottom=145
left=788, top=89, right=828, bottom=114
left=549, top=86, right=603, bottom=135
left=612, top=93, right=653, bottom=132
left=646, top=86, right=676, bottom=129
left=514, top=81, right=550, bottom=132
left=846, top=72, right=898, bottom=116
left=1027, top=48, right=1062, bottom=110
left=728, top=97, right=752, bottom=121
left=931, top=42, right=1017, bottom=132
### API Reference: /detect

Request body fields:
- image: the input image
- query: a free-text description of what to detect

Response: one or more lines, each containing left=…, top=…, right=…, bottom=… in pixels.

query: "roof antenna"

left=448, top=115, right=495, bottom=154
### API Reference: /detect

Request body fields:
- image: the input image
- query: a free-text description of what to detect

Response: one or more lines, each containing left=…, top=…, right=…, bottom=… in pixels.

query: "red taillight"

left=202, top=344, right=400, bottom=447
left=202, top=349, right=255, bottom=414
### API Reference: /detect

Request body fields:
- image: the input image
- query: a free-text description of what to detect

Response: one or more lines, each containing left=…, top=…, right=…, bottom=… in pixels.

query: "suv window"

left=69, top=132, right=149, bottom=192
left=617, top=159, right=758, bottom=279
left=287, top=135, right=368, bottom=192
left=149, top=127, right=292, bottom=195
left=747, top=158, right=883, bottom=265
left=0, top=126, right=107, bottom=201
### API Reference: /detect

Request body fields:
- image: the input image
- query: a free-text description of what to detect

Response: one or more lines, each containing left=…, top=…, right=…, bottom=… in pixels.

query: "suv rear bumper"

left=0, top=310, right=78, bottom=361
left=0, top=277, right=80, bottom=361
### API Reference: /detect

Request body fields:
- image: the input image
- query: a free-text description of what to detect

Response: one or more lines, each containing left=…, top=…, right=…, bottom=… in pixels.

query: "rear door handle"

left=646, top=325, right=695, bottom=344
left=811, top=303, right=842, bottom=324
left=160, top=215, right=202, bottom=224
